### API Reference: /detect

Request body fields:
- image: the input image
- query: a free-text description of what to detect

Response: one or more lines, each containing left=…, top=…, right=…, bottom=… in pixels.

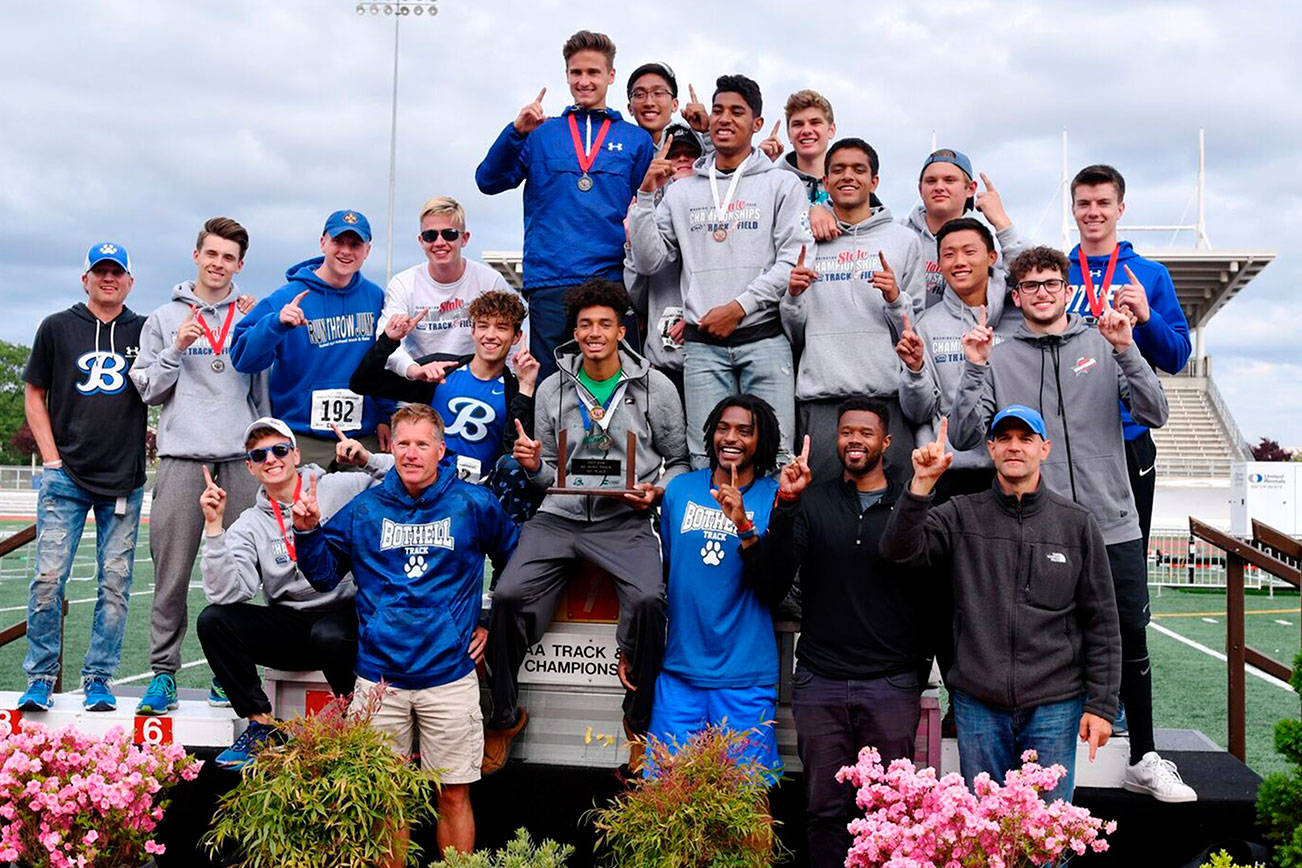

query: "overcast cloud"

left=2, top=1, right=1297, bottom=441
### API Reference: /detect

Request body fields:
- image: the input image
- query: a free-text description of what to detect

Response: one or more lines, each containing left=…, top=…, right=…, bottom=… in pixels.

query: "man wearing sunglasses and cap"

left=882, top=405, right=1121, bottom=805
left=901, top=149, right=1029, bottom=310
left=196, top=416, right=392, bottom=770
left=379, top=196, right=514, bottom=382
left=231, top=209, right=396, bottom=470
left=19, top=242, right=148, bottom=714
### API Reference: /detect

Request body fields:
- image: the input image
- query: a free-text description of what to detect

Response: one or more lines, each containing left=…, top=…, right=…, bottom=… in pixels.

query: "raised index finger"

left=768, top=120, right=781, bottom=139
left=515, top=418, right=528, bottom=440
left=1123, top=264, right=1141, bottom=286
left=978, top=304, right=987, bottom=328
left=799, top=434, right=811, bottom=464
left=979, top=172, right=995, bottom=191
left=730, top=462, right=738, bottom=488
left=937, top=416, right=949, bottom=449
left=797, top=244, right=806, bottom=267
left=202, top=465, right=215, bottom=488
left=902, top=311, right=912, bottom=333
left=688, top=83, right=698, bottom=103
left=331, top=423, right=346, bottom=442
left=292, top=289, right=310, bottom=306
left=657, top=134, right=674, bottom=159
left=878, top=250, right=891, bottom=272
left=535, top=87, right=547, bottom=104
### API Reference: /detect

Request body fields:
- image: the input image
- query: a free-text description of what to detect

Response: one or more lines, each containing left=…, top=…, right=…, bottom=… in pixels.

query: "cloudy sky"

left=3, top=1, right=1297, bottom=442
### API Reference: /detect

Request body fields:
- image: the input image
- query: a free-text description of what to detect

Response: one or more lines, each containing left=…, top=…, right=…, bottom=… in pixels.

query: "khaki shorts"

left=353, top=672, right=484, bottom=784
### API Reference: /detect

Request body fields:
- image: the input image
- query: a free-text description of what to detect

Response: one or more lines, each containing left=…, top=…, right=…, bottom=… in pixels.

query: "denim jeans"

left=792, top=664, right=921, bottom=868
left=952, top=688, right=1085, bottom=803
left=24, top=468, right=143, bottom=686
left=682, top=335, right=795, bottom=469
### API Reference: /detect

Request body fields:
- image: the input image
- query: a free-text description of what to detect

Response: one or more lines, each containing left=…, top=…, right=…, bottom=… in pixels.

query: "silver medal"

left=577, top=174, right=594, bottom=192
left=211, top=358, right=226, bottom=373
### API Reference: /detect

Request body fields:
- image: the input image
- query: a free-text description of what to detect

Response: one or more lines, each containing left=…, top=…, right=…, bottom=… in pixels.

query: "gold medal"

left=590, top=405, right=604, bottom=421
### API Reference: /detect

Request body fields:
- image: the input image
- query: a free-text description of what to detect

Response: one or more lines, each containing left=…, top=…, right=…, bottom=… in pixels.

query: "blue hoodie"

left=230, top=257, right=395, bottom=437
left=475, top=106, right=654, bottom=290
left=295, top=462, right=518, bottom=690
left=1067, top=241, right=1191, bottom=440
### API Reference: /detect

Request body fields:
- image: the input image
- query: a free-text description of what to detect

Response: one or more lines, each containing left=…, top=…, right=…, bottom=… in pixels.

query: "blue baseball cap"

left=989, top=404, right=1048, bottom=440
left=322, top=209, right=372, bottom=242
left=83, top=241, right=132, bottom=275
left=920, top=149, right=974, bottom=181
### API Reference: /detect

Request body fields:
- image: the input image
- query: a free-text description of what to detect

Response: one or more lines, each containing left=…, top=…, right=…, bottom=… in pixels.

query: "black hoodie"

left=23, top=303, right=147, bottom=496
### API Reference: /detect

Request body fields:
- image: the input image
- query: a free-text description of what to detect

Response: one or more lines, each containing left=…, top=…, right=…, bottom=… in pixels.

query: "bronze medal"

left=590, top=405, right=605, bottom=421
left=713, top=227, right=728, bottom=243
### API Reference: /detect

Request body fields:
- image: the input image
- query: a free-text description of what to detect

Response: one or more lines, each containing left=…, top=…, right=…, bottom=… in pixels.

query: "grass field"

left=0, top=519, right=1297, bottom=777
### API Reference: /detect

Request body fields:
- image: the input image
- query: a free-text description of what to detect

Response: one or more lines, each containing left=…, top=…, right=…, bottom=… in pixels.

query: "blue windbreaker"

left=1067, top=241, right=1191, bottom=440
left=475, top=106, right=654, bottom=290
left=295, top=462, right=518, bottom=690
left=230, top=257, right=395, bottom=437
left=660, top=469, right=779, bottom=688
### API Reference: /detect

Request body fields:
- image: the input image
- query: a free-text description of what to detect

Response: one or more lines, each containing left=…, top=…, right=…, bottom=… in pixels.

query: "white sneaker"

left=1123, top=751, right=1197, bottom=803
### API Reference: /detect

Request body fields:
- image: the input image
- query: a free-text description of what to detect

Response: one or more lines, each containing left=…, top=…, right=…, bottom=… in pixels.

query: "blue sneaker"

left=18, top=681, right=53, bottom=711
left=135, top=673, right=178, bottom=715
left=207, top=678, right=233, bottom=708
left=82, top=678, right=117, bottom=712
left=215, top=721, right=286, bottom=770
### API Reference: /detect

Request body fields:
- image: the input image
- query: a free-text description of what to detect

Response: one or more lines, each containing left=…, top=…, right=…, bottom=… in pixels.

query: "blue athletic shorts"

left=647, top=670, right=782, bottom=784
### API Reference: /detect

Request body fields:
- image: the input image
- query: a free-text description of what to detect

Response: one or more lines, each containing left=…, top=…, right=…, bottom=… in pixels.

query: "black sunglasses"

left=420, top=228, right=462, bottom=243
left=247, top=442, right=294, bottom=463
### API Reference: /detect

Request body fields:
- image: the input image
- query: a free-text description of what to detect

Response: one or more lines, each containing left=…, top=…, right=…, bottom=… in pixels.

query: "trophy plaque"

left=546, top=429, right=641, bottom=497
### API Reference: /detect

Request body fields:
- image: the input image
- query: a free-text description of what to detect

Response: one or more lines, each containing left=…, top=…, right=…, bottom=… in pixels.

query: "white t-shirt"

left=379, top=259, right=513, bottom=375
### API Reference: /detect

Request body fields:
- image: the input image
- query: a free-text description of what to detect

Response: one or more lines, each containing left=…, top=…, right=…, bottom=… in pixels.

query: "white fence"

left=1149, top=529, right=1296, bottom=591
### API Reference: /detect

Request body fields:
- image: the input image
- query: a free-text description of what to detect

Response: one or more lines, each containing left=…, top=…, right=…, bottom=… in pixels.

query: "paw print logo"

left=700, top=540, right=725, bottom=567
left=404, top=554, right=426, bottom=578
left=99, top=244, right=118, bottom=255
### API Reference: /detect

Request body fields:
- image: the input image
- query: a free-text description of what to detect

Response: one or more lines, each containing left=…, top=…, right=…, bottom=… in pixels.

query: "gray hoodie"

left=950, top=315, right=1168, bottom=544
left=780, top=207, right=925, bottom=401
left=529, top=341, right=689, bottom=522
left=201, top=455, right=392, bottom=610
left=899, top=282, right=1020, bottom=469
left=623, top=245, right=684, bottom=373
left=627, top=148, right=813, bottom=335
left=900, top=205, right=1031, bottom=311
left=131, top=283, right=268, bottom=461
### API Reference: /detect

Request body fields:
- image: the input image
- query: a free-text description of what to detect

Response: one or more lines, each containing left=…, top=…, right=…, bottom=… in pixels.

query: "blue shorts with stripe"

left=647, top=670, right=782, bottom=784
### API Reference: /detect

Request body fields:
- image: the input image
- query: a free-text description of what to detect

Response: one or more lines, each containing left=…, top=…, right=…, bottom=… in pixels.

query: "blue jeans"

left=952, top=689, right=1085, bottom=803
left=682, top=335, right=795, bottom=469
left=24, top=468, right=143, bottom=686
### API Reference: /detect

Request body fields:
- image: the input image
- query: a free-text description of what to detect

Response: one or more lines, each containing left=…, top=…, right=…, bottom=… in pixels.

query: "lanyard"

left=193, top=303, right=237, bottom=355
left=1077, top=244, right=1120, bottom=319
left=270, top=475, right=303, bottom=562
left=575, top=377, right=629, bottom=433
left=567, top=113, right=612, bottom=174
left=708, top=152, right=752, bottom=229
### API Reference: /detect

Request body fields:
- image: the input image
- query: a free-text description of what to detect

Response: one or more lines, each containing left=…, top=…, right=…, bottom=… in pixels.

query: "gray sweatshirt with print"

left=780, top=207, right=925, bottom=401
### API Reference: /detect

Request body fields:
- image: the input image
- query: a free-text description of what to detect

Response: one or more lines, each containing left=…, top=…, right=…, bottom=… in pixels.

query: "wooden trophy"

left=546, top=429, right=641, bottom=497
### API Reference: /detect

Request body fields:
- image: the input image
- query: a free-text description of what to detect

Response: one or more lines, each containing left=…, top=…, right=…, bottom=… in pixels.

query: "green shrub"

left=1257, top=651, right=1302, bottom=867
left=203, top=685, right=439, bottom=867
left=1199, top=848, right=1265, bottom=868
left=439, top=828, right=574, bottom=867
left=588, top=723, right=784, bottom=867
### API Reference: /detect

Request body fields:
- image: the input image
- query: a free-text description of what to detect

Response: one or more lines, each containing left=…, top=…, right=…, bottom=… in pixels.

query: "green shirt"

left=577, top=366, right=624, bottom=407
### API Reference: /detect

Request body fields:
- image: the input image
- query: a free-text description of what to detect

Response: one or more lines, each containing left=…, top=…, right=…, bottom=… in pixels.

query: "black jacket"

left=742, top=477, right=929, bottom=681
left=348, top=333, right=534, bottom=459
left=880, top=480, right=1121, bottom=720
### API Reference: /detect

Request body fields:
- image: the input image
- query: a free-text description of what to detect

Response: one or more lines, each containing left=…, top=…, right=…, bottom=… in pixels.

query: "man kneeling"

left=293, top=405, right=518, bottom=854
left=198, top=417, right=389, bottom=770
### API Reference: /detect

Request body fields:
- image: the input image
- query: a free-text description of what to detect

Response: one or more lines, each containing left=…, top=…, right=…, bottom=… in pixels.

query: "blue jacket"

left=1067, top=241, right=1190, bottom=440
left=661, top=470, right=779, bottom=688
left=294, top=463, right=518, bottom=690
left=475, top=106, right=654, bottom=290
left=230, top=257, right=395, bottom=437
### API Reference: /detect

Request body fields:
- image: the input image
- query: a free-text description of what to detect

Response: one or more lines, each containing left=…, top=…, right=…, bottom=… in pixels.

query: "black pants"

left=486, top=511, right=665, bottom=733
left=1106, top=539, right=1155, bottom=761
left=196, top=602, right=358, bottom=719
left=792, top=664, right=921, bottom=868
left=1125, top=429, right=1158, bottom=553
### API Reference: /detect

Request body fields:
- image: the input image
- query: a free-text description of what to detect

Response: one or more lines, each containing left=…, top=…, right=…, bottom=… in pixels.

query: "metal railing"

left=1204, top=374, right=1252, bottom=459
left=1147, top=529, right=1295, bottom=590
left=1189, top=517, right=1300, bottom=762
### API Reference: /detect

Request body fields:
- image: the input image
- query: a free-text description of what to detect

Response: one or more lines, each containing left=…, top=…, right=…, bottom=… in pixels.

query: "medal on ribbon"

left=708, top=152, right=751, bottom=243
left=568, top=112, right=612, bottom=193
left=1077, top=244, right=1120, bottom=319
left=193, top=303, right=237, bottom=372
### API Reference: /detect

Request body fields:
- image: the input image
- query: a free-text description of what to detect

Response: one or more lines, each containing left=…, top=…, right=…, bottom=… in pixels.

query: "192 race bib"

left=310, top=389, right=364, bottom=432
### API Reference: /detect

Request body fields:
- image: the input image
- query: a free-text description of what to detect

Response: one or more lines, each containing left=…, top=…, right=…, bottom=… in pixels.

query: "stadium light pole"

left=354, top=1, right=439, bottom=285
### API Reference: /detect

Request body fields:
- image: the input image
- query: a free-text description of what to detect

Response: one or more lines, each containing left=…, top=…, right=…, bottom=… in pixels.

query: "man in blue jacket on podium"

left=293, top=404, right=518, bottom=855
left=476, top=29, right=654, bottom=381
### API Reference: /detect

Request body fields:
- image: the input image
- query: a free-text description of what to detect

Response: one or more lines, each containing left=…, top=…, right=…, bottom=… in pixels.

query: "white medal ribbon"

left=574, top=377, right=629, bottom=434
left=708, top=151, right=752, bottom=233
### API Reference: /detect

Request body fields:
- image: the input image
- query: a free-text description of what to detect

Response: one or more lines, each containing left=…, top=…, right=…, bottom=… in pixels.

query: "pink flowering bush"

left=838, top=748, right=1116, bottom=867
left=0, top=721, right=200, bottom=867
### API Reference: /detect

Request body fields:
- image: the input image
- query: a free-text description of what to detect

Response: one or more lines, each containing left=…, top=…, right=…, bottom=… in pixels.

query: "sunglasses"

left=247, top=442, right=294, bottom=463
left=420, top=228, right=463, bottom=243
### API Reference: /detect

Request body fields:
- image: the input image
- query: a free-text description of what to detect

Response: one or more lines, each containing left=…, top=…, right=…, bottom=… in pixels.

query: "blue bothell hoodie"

left=1067, top=241, right=1191, bottom=441
left=475, top=106, right=654, bottom=290
left=295, top=462, right=519, bottom=690
left=230, top=257, right=395, bottom=438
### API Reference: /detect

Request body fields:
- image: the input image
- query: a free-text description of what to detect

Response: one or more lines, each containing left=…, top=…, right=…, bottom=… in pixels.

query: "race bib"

left=310, top=389, right=364, bottom=432
left=455, top=455, right=484, bottom=484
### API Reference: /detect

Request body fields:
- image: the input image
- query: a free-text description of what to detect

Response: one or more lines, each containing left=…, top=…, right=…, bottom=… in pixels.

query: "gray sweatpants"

left=149, top=456, right=260, bottom=674
left=486, top=510, right=666, bottom=733
left=796, top=396, right=915, bottom=489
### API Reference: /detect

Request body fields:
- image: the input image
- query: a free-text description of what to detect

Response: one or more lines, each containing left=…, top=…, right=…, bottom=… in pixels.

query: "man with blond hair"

left=380, top=196, right=513, bottom=380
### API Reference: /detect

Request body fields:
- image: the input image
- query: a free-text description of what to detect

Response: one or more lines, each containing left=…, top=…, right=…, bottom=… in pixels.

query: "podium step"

left=0, top=689, right=245, bottom=749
